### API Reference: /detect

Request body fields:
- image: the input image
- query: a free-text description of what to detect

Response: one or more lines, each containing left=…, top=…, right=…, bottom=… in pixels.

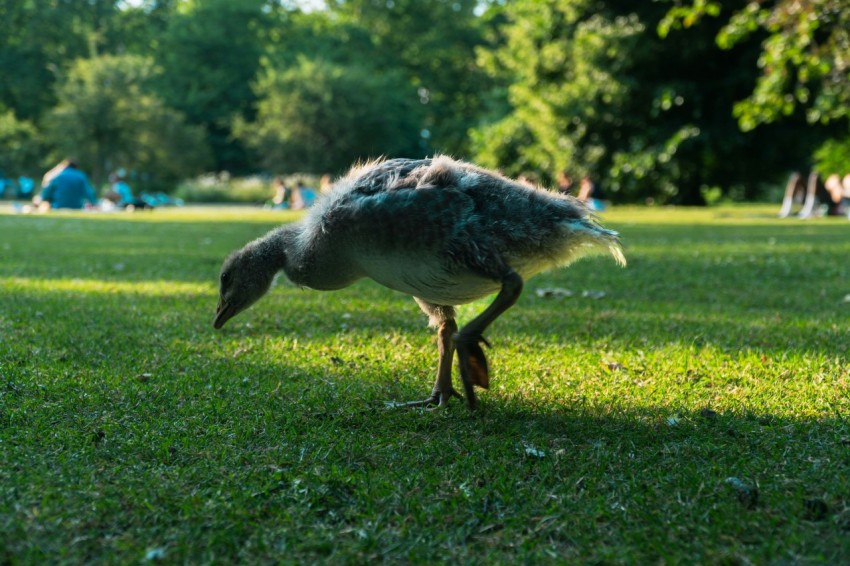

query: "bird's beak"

left=213, top=300, right=234, bottom=329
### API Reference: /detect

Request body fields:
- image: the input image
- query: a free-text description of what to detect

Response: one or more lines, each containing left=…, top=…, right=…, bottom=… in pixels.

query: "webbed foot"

left=385, top=387, right=463, bottom=409
left=454, top=333, right=492, bottom=410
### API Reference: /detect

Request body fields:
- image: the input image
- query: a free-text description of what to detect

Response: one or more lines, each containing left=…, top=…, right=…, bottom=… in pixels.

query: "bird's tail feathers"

left=608, top=239, right=627, bottom=267
left=595, top=225, right=626, bottom=267
left=564, top=219, right=627, bottom=267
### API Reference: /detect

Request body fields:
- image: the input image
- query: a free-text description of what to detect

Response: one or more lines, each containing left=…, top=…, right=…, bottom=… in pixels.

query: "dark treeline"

left=1, top=0, right=848, bottom=203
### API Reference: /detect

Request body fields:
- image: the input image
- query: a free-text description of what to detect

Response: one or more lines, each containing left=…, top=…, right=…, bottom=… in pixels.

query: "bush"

left=813, top=135, right=850, bottom=175
left=174, top=173, right=322, bottom=204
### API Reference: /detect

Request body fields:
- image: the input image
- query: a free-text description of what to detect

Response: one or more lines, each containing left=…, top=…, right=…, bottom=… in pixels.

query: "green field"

left=2, top=205, right=849, bottom=563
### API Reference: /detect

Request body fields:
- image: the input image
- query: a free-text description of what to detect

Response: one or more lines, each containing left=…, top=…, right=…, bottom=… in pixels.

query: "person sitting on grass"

left=779, top=171, right=850, bottom=218
left=105, top=170, right=152, bottom=211
left=36, top=159, right=97, bottom=211
left=289, top=180, right=318, bottom=210
left=825, top=173, right=850, bottom=217
left=268, top=176, right=290, bottom=209
left=17, top=176, right=35, bottom=199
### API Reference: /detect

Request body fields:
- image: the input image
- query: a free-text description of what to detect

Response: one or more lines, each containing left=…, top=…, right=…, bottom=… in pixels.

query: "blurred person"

left=300, top=180, right=317, bottom=208
left=824, top=173, right=850, bottom=216
left=268, top=176, right=290, bottom=209
left=40, top=159, right=71, bottom=189
left=556, top=171, right=573, bottom=195
left=777, top=170, right=844, bottom=218
left=17, top=176, right=35, bottom=199
left=779, top=171, right=810, bottom=217
left=319, top=174, right=333, bottom=195
left=37, top=159, right=96, bottom=210
left=291, top=180, right=317, bottom=210
left=578, top=175, right=606, bottom=211
left=105, top=169, right=151, bottom=210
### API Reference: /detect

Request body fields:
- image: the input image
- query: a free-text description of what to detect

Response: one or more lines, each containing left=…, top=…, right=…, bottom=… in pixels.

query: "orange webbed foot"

left=454, top=333, right=492, bottom=409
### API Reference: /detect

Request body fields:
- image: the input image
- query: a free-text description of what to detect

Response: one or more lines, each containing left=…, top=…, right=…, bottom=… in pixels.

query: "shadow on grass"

left=3, top=261, right=848, bottom=373
left=4, top=285, right=850, bottom=562
left=2, top=212, right=848, bottom=398
left=5, top=211, right=850, bottom=561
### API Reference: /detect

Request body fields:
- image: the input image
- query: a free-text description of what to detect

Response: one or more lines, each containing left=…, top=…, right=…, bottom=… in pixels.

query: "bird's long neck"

left=261, top=221, right=360, bottom=291
left=250, top=225, right=295, bottom=279
left=255, top=224, right=317, bottom=287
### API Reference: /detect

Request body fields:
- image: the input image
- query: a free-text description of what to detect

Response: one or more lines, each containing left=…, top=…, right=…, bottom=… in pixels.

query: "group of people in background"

left=0, top=174, right=35, bottom=200
left=779, top=170, right=850, bottom=219
left=266, top=174, right=332, bottom=210
left=3, top=158, right=176, bottom=213
left=102, top=169, right=153, bottom=211
left=265, top=169, right=607, bottom=213
left=8, top=160, right=847, bottom=217
left=503, top=170, right=609, bottom=211
left=556, top=171, right=607, bottom=211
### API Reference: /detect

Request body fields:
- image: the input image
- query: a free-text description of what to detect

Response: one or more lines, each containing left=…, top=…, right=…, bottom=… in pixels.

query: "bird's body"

left=215, top=156, right=625, bottom=408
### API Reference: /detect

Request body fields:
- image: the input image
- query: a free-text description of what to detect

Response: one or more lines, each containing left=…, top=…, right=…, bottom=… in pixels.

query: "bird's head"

left=213, top=247, right=278, bottom=329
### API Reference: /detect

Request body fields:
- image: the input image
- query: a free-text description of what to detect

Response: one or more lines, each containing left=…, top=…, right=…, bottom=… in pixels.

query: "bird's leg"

left=397, top=318, right=462, bottom=408
left=432, top=318, right=462, bottom=406
left=454, top=270, right=523, bottom=409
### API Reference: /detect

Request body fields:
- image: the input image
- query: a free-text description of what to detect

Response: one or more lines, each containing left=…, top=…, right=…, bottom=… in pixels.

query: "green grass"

left=1, top=205, right=849, bottom=564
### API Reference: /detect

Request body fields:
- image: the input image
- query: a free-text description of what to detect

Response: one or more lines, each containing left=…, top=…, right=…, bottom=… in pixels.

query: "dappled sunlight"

left=603, top=204, right=850, bottom=226
left=78, top=206, right=305, bottom=225
left=0, top=275, right=212, bottom=296
left=3, top=205, right=849, bottom=565
left=5, top=0, right=850, bottom=558
left=0, top=205, right=304, bottom=225
left=200, top=294, right=849, bottom=422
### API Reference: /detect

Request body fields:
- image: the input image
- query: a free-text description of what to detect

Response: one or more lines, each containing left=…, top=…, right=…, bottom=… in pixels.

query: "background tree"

left=0, top=0, right=101, bottom=122
left=662, top=0, right=850, bottom=129
left=0, top=110, right=43, bottom=178
left=154, top=0, right=270, bottom=173
left=328, top=0, right=492, bottom=155
left=662, top=0, right=850, bottom=184
left=2, top=0, right=842, bottom=201
left=110, top=0, right=178, bottom=55
left=45, top=54, right=211, bottom=188
left=473, top=2, right=644, bottom=184
left=472, top=0, right=825, bottom=203
left=235, top=56, right=424, bottom=174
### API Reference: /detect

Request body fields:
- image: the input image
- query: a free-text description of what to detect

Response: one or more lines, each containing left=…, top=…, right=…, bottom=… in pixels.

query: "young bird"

left=214, top=156, right=625, bottom=409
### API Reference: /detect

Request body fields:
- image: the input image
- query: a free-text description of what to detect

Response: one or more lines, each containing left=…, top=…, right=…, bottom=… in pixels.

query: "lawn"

left=1, top=204, right=849, bottom=564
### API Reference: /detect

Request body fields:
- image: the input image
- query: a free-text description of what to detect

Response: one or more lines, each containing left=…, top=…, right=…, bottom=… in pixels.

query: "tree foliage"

left=472, top=0, right=833, bottom=203
left=1, top=0, right=847, bottom=200
left=235, top=56, right=423, bottom=174
left=661, top=0, right=850, bottom=130
left=329, top=0, right=492, bottom=155
left=0, top=0, right=95, bottom=122
left=46, top=54, right=211, bottom=187
left=813, top=135, right=850, bottom=176
left=474, top=3, right=645, bottom=181
left=0, top=111, right=42, bottom=177
left=154, top=0, right=271, bottom=172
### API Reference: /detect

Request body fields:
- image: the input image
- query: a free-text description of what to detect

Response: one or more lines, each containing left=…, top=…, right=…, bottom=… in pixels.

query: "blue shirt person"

left=112, top=178, right=135, bottom=206
left=39, top=161, right=97, bottom=210
left=18, top=176, right=35, bottom=198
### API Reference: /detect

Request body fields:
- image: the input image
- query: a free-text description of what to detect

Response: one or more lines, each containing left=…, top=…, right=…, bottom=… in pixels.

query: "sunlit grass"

left=1, top=276, right=211, bottom=295
left=1, top=204, right=849, bottom=563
